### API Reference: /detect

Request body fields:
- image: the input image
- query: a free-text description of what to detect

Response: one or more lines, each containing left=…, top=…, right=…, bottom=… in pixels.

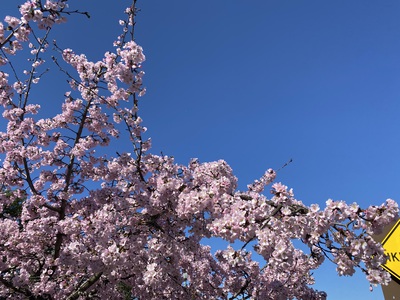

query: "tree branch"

left=66, top=272, right=103, bottom=300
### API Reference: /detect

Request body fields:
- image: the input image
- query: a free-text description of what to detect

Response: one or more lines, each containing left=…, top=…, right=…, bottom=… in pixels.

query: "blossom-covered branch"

left=0, top=1, right=397, bottom=299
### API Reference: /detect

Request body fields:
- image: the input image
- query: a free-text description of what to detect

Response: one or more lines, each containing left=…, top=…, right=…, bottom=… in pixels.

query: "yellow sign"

left=381, top=219, right=400, bottom=281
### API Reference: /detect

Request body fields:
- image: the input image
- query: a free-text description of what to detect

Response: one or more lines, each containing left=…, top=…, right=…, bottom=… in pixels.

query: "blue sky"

left=3, top=0, right=400, bottom=299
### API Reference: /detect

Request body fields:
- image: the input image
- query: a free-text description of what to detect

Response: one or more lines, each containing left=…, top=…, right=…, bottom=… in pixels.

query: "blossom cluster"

left=0, top=1, right=397, bottom=299
left=0, top=1, right=70, bottom=64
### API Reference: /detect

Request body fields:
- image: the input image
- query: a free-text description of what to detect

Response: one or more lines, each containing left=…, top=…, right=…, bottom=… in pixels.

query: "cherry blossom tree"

left=0, top=1, right=398, bottom=299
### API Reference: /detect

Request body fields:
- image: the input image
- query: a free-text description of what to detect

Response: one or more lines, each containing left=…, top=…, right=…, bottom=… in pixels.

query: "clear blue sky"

left=3, top=0, right=400, bottom=298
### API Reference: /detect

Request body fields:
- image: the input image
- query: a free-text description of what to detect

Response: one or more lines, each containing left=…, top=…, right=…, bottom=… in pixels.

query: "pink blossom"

left=0, top=1, right=396, bottom=299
